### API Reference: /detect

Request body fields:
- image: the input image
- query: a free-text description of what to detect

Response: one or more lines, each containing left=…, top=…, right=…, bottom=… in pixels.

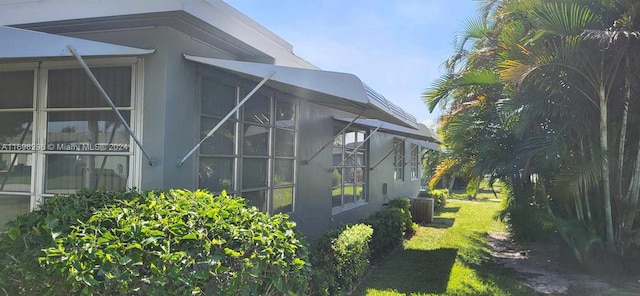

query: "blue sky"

left=224, top=0, right=479, bottom=128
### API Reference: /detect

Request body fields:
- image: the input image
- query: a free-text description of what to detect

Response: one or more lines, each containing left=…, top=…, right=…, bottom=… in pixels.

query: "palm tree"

left=499, top=0, right=640, bottom=254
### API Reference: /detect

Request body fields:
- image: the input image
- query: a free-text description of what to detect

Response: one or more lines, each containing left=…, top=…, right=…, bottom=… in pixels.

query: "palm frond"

left=429, top=158, right=458, bottom=189
left=422, top=74, right=457, bottom=112
left=533, top=3, right=602, bottom=36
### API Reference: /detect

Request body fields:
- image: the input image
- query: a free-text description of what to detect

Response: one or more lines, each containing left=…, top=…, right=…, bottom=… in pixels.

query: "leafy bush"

left=387, top=197, right=414, bottom=236
left=362, top=208, right=406, bottom=257
left=0, top=189, right=140, bottom=295
left=1, top=189, right=310, bottom=295
left=429, top=189, right=449, bottom=208
left=419, top=189, right=449, bottom=208
left=388, top=197, right=410, bottom=212
left=309, top=224, right=373, bottom=296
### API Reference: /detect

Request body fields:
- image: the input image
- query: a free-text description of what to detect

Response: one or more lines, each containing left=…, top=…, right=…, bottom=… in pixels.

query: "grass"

left=356, top=194, right=537, bottom=295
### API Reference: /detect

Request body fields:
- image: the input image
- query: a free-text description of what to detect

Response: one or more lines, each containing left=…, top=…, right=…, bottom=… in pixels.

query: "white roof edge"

left=333, top=117, right=439, bottom=143
left=0, top=26, right=155, bottom=59
left=184, top=54, right=367, bottom=100
left=184, top=55, right=417, bottom=128
left=0, top=0, right=316, bottom=69
left=407, top=138, right=441, bottom=151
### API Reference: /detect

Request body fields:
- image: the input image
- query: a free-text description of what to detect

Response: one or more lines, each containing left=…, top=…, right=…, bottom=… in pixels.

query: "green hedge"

left=1, top=189, right=310, bottom=295
left=419, top=189, right=449, bottom=208
left=363, top=207, right=407, bottom=257
left=309, top=224, right=373, bottom=296
left=387, top=197, right=414, bottom=235
left=0, top=189, right=140, bottom=295
left=308, top=200, right=414, bottom=294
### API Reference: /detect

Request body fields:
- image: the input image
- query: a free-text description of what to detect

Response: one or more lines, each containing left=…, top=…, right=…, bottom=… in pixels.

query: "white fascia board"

left=185, top=55, right=368, bottom=103
left=183, top=1, right=317, bottom=69
left=185, top=55, right=419, bottom=128
left=0, top=0, right=183, bottom=26
left=334, top=117, right=438, bottom=142
left=0, top=26, right=154, bottom=59
left=407, top=138, right=441, bottom=151
left=0, top=0, right=317, bottom=69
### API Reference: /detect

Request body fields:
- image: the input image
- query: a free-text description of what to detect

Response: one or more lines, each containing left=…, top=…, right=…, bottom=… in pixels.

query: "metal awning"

left=183, top=55, right=418, bottom=129
left=407, top=139, right=440, bottom=151
left=0, top=26, right=154, bottom=60
left=333, top=117, right=440, bottom=144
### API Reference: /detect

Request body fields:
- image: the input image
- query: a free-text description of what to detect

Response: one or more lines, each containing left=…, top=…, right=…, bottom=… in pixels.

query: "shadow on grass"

left=437, top=206, right=460, bottom=214
left=362, top=248, right=458, bottom=294
left=426, top=217, right=455, bottom=229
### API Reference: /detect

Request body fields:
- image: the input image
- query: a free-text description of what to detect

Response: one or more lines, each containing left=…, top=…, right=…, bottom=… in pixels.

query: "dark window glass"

left=242, top=190, right=267, bottom=212
left=201, top=79, right=237, bottom=117
left=48, top=67, right=131, bottom=108
left=0, top=112, right=33, bottom=144
left=44, top=154, right=128, bottom=194
left=243, top=124, right=269, bottom=156
left=0, top=153, right=32, bottom=192
left=46, top=111, right=130, bottom=151
left=199, top=157, right=234, bottom=194
left=243, top=94, right=270, bottom=125
left=274, top=129, right=295, bottom=157
left=0, top=71, right=33, bottom=109
left=273, top=187, right=293, bottom=213
left=242, top=158, right=268, bottom=189
left=201, top=117, right=235, bottom=155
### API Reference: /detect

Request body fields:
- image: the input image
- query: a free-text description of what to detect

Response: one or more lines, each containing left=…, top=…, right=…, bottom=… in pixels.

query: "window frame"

left=196, top=71, right=298, bottom=214
left=410, top=144, right=420, bottom=180
left=0, top=58, right=143, bottom=221
left=197, top=72, right=240, bottom=195
left=0, top=64, right=38, bottom=218
left=331, top=127, right=368, bottom=213
left=393, top=139, right=405, bottom=182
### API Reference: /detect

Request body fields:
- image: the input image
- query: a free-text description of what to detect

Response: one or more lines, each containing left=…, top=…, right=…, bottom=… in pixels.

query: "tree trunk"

left=617, top=58, right=630, bottom=199
left=599, top=86, right=615, bottom=252
left=448, top=173, right=456, bottom=192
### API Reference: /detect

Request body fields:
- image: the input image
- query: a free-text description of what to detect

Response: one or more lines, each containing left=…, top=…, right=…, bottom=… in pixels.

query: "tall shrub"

left=0, top=189, right=140, bottom=295
left=309, top=224, right=373, bottom=296
left=363, top=208, right=406, bottom=257
left=1, top=189, right=310, bottom=295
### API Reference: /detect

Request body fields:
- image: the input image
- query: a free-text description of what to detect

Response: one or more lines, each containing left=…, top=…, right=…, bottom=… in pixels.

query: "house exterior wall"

left=0, top=12, right=427, bottom=239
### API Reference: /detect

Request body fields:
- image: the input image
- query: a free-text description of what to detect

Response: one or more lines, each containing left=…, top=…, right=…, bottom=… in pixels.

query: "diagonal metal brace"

left=177, top=71, right=275, bottom=167
left=301, top=114, right=362, bottom=165
left=370, top=137, right=407, bottom=171
left=68, top=45, right=156, bottom=166
left=337, top=123, right=382, bottom=167
left=404, top=145, right=421, bottom=165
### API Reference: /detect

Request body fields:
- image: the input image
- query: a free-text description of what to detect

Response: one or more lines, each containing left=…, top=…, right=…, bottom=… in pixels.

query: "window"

left=332, top=128, right=367, bottom=208
left=393, top=139, right=404, bottom=181
left=198, top=74, right=297, bottom=214
left=0, top=69, right=35, bottom=228
left=45, top=67, right=133, bottom=195
left=0, top=62, right=139, bottom=230
left=410, top=144, right=420, bottom=180
left=198, top=77, right=238, bottom=195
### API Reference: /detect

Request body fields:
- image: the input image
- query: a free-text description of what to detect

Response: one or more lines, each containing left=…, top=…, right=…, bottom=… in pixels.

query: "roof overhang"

left=184, top=55, right=419, bottom=129
left=407, top=139, right=441, bottom=151
left=334, top=117, right=440, bottom=148
left=0, top=26, right=154, bottom=60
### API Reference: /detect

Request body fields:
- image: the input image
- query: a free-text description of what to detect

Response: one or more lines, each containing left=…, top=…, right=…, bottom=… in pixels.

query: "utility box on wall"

left=409, top=197, right=434, bottom=223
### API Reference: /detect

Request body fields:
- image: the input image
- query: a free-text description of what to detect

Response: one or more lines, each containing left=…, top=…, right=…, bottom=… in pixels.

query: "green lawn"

left=356, top=198, right=537, bottom=296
